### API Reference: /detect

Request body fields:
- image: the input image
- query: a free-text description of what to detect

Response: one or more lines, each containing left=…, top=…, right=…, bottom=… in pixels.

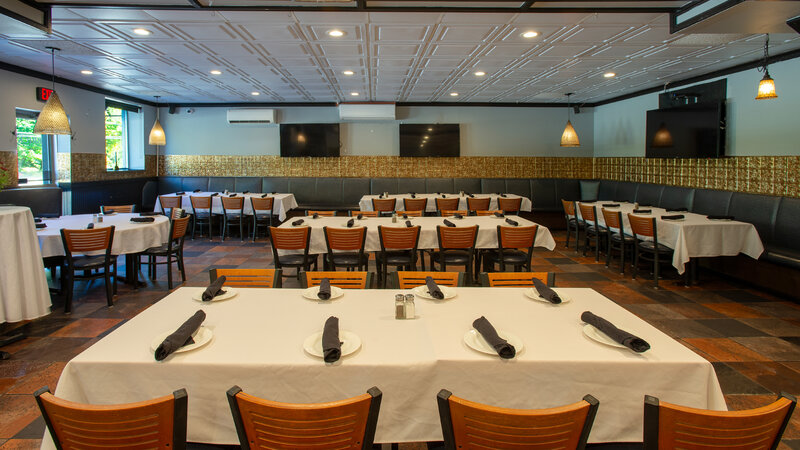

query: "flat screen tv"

left=399, top=124, right=460, bottom=157
left=280, top=123, right=340, bottom=157
left=645, top=102, right=725, bottom=158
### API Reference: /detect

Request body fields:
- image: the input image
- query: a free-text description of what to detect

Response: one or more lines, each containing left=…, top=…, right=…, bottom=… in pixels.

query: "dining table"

left=0, top=206, right=50, bottom=323
left=44, top=286, right=725, bottom=447
left=154, top=192, right=298, bottom=222
left=359, top=193, right=532, bottom=213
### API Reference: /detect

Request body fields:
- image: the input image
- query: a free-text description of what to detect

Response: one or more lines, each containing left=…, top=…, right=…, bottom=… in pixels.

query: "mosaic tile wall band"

left=0, top=151, right=18, bottom=188
left=70, top=153, right=158, bottom=183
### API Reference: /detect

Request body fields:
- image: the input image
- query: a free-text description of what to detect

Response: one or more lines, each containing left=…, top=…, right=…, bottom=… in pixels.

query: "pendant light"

left=560, top=93, right=580, bottom=147
left=149, top=96, right=166, bottom=176
left=652, top=123, right=674, bottom=148
left=755, top=34, right=777, bottom=100
left=34, top=47, right=72, bottom=135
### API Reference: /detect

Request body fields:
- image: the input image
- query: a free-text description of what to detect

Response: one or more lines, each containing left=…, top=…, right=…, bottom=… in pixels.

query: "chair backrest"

left=302, top=271, right=372, bottom=289
left=437, top=390, right=598, bottom=450
left=170, top=215, right=191, bottom=241
left=578, top=203, right=597, bottom=223
left=435, top=197, right=460, bottom=211
left=35, top=386, right=188, bottom=450
left=475, top=210, right=503, bottom=216
left=400, top=210, right=423, bottom=217
left=190, top=196, right=212, bottom=210
left=221, top=196, right=245, bottom=212
left=498, top=224, right=538, bottom=249
left=437, top=225, right=479, bottom=250
left=467, top=197, right=491, bottom=211
left=269, top=226, right=311, bottom=251
left=628, top=214, right=656, bottom=238
left=643, top=393, right=796, bottom=450
left=209, top=268, right=281, bottom=288
left=498, top=196, right=522, bottom=213
left=395, top=271, right=463, bottom=288
left=372, top=198, right=396, bottom=212
left=440, top=210, right=469, bottom=217
left=403, top=197, right=428, bottom=211
left=601, top=208, right=624, bottom=233
left=159, top=195, right=183, bottom=209
left=378, top=225, right=421, bottom=251
left=250, top=196, right=274, bottom=212
left=324, top=226, right=367, bottom=252
left=562, top=198, right=576, bottom=216
left=60, top=226, right=114, bottom=254
left=306, top=210, right=336, bottom=216
left=227, top=385, right=382, bottom=450
left=481, top=271, right=555, bottom=287
left=351, top=210, right=379, bottom=217
left=101, top=204, right=134, bottom=214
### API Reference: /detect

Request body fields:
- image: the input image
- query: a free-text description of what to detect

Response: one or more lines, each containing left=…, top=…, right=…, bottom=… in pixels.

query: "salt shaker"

left=404, top=294, right=415, bottom=319
left=395, top=294, right=405, bottom=319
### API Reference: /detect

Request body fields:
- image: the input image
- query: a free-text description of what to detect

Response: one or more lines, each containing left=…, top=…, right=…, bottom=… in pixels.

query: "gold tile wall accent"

left=593, top=156, right=800, bottom=198
left=159, top=155, right=594, bottom=179
left=70, top=153, right=158, bottom=183
left=56, top=152, right=70, bottom=183
left=0, top=151, right=18, bottom=188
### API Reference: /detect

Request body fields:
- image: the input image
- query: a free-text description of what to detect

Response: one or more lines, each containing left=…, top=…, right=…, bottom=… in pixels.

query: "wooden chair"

left=323, top=226, right=368, bottom=271
left=301, top=271, right=372, bottom=289
left=440, top=209, right=469, bottom=217
left=372, top=198, right=396, bottom=215
left=306, top=210, right=337, bottom=216
left=35, top=386, right=188, bottom=450
left=467, top=197, right=490, bottom=212
left=250, top=196, right=274, bottom=241
left=393, top=271, right=464, bottom=289
left=209, top=268, right=282, bottom=288
left=498, top=196, right=523, bottom=214
left=475, top=210, right=503, bottom=216
left=269, top=226, right=316, bottom=279
left=59, top=226, right=116, bottom=314
left=601, top=207, right=635, bottom=274
left=628, top=214, right=674, bottom=289
left=562, top=199, right=583, bottom=252
left=578, top=203, right=607, bottom=262
left=227, top=385, right=382, bottom=450
left=480, top=271, right=555, bottom=287
left=432, top=225, right=479, bottom=284
left=403, top=197, right=428, bottom=212
left=377, top=225, right=421, bottom=287
left=350, top=210, right=379, bottom=217
left=399, top=210, right=423, bottom=217
left=159, top=195, right=183, bottom=218
left=435, top=197, right=460, bottom=213
left=643, top=393, right=796, bottom=450
left=221, top=196, right=246, bottom=241
left=100, top=204, right=135, bottom=214
left=189, top=195, right=213, bottom=239
left=485, top=225, right=538, bottom=273
left=139, top=215, right=190, bottom=289
left=437, top=390, right=598, bottom=450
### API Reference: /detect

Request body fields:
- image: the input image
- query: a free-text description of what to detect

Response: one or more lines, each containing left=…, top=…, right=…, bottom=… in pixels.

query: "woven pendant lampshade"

left=34, top=47, right=71, bottom=136
left=148, top=119, right=166, bottom=145
left=560, top=93, right=580, bottom=147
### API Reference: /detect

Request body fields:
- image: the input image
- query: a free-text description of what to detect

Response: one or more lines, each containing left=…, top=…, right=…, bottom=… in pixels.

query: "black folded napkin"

left=532, top=278, right=561, bottom=304
left=494, top=212, right=505, bottom=218
left=261, top=193, right=269, bottom=198
left=87, top=223, right=94, bottom=229
left=468, top=193, right=475, bottom=198
left=637, top=204, right=651, bottom=208
left=453, top=213, right=463, bottom=219
left=193, top=189, right=202, bottom=193
left=228, top=193, right=237, bottom=197
left=632, top=209, right=652, bottom=214
left=211, top=192, right=220, bottom=197
left=139, top=212, right=160, bottom=216
left=411, top=193, right=416, bottom=198
left=602, top=203, right=621, bottom=208
left=441, top=194, right=447, bottom=198
left=661, top=214, right=684, bottom=220
left=472, top=316, right=515, bottom=359
left=272, top=192, right=277, bottom=195
left=312, top=213, right=319, bottom=219
left=34, top=218, right=42, bottom=223
left=202, top=276, right=227, bottom=302
left=35, top=223, right=47, bottom=229
left=378, top=193, right=384, bottom=199
left=176, top=191, right=186, bottom=195
left=425, top=276, right=444, bottom=299
left=436, top=192, right=441, bottom=196
left=131, top=217, right=155, bottom=223
left=242, top=190, right=250, bottom=194
left=443, top=219, right=456, bottom=227
left=346, top=218, right=355, bottom=228
left=666, top=207, right=688, bottom=212
left=292, top=219, right=304, bottom=226
left=317, top=278, right=331, bottom=300
left=612, top=199, right=627, bottom=203
left=155, top=310, right=206, bottom=361
left=500, top=193, right=507, bottom=197
left=322, top=316, right=342, bottom=363
left=707, top=215, right=735, bottom=220
left=505, top=218, right=518, bottom=226
left=581, top=311, right=650, bottom=353
left=406, top=220, right=413, bottom=227
left=357, top=213, right=363, bottom=220
left=402, top=213, right=408, bottom=219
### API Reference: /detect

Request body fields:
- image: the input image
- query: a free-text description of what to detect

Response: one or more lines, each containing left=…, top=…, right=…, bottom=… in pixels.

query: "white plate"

left=412, top=284, right=456, bottom=300
left=192, top=287, right=238, bottom=302
left=582, top=324, right=629, bottom=349
left=302, top=285, right=345, bottom=300
left=524, top=288, right=571, bottom=304
left=150, top=326, right=212, bottom=354
left=463, top=329, right=524, bottom=356
left=303, top=330, right=361, bottom=358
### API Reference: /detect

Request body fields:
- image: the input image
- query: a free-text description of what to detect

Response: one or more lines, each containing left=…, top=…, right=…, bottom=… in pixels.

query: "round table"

left=0, top=206, right=50, bottom=323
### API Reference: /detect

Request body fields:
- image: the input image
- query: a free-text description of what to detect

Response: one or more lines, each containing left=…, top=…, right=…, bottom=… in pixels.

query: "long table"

left=576, top=201, right=764, bottom=274
left=154, top=192, right=298, bottom=222
left=46, top=286, right=725, bottom=447
left=359, top=193, right=532, bottom=213
left=0, top=206, right=50, bottom=323
left=278, top=214, right=556, bottom=255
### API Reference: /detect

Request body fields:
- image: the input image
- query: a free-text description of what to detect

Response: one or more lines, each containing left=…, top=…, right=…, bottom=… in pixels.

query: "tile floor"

left=1, top=231, right=799, bottom=449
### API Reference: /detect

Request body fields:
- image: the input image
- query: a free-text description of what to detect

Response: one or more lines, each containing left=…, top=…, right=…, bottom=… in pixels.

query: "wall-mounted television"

left=399, top=124, right=460, bottom=157
left=279, top=123, right=340, bottom=157
left=645, top=102, right=725, bottom=158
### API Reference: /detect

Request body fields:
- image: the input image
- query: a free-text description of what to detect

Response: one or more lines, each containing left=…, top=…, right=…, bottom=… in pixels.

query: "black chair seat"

left=380, top=251, right=415, bottom=266
left=434, top=250, right=471, bottom=265
left=638, top=241, right=673, bottom=253
left=255, top=214, right=272, bottom=220
left=610, top=233, right=636, bottom=243
left=329, top=253, right=367, bottom=266
left=586, top=225, right=608, bottom=236
left=143, top=243, right=171, bottom=255
left=73, top=255, right=109, bottom=269
left=194, top=212, right=211, bottom=219
left=493, top=251, right=528, bottom=264
left=278, top=254, right=313, bottom=266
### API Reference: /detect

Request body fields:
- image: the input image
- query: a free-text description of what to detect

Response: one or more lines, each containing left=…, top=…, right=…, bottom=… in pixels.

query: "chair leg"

left=64, top=271, right=74, bottom=314
left=167, top=254, right=173, bottom=289
left=104, top=265, right=114, bottom=307
left=239, top=219, right=244, bottom=241
left=565, top=223, right=571, bottom=248
left=178, top=251, right=186, bottom=283
left=653, top=252, right=660, bottom=289
left=619, top=243, right=626, bottom=274
left=632, top=246, right=639, bottom=279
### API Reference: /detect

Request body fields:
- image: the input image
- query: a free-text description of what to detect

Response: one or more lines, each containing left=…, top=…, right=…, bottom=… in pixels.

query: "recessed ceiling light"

left=133, top=28, right=152, bottom=36
left=210, top=70, right=222, bottom=75
left=522, top=31, right=539, bottom=38
left=450, top=92, right=459, bottom=97
left=328, top=29, right=345, bottom=37
left=474, top=71, right=486, bottom=77
left=604, top=72, right=616, bottom=78
left=427, top=127, right=433, bottom=131
left=80, top=70, right=93, bottom=75
left=251, top=91, right=260, bottom=96
left=343, top=70, right=354, bottom=76
left=423, top=136, right=429, bottom=140
left=350, top=92, right=359, bottom=96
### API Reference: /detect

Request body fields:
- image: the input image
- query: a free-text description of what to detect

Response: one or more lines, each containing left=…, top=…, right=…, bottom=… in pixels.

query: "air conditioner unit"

left=338, top=103, right=395, bottom=121
left=226, top=108, right=277, bottom=124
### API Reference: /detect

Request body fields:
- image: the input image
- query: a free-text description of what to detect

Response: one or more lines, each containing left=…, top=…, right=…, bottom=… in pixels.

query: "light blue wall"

left=593, top=57, right=800, bottom=157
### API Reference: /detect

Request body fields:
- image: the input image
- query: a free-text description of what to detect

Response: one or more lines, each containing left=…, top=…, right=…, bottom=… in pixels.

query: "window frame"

left=15, top=108, right=55, bottom=185
left=104, top=99, right=144, bottom=172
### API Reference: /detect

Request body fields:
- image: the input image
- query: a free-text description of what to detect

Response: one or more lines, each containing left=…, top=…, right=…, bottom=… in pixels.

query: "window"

left=105, top=99, right=144, bottom=171
left=15, top=109, right=54, bottom=185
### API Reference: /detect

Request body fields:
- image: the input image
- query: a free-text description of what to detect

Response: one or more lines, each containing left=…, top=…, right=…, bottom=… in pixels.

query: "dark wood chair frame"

left=323, top=226, right=369, bottom=271
left=562, top=199, right=584, bottom=252
left=59, top=226, right=117, bottom=314
left=628, top=214, right=674, bottom=289
left=602, top=208, right=636, bottom=274
left=376, top=225, right=421, bottom=288
left=138, top=215, right=190, bottom=289
left=432, top=225, right=479, bottom=285
left=579, top=203, right=607, bottom=262
left=221, top=196, right=246, bottom=241
left=250, top=196, right=275, bottom=241
left=269, top=226, right=317, bottom=279
left=189, top=195, right=214, bottom=240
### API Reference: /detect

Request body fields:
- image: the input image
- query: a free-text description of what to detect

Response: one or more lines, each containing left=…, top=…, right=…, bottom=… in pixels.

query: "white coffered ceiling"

left=1, top=1, right=799, bottom=104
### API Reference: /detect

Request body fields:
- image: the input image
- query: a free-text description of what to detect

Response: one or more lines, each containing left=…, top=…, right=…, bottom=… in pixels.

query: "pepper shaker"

left=395, top=294, right=405, bottom=319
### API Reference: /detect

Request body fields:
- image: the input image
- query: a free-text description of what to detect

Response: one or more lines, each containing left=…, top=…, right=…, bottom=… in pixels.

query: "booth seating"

left=0, top=186, right=62, bottom=217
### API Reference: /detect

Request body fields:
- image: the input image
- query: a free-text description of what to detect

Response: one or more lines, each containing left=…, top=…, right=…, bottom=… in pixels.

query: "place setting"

left=303, top=316, right=361, bottom=364
left=523, top=278, right=570, bottom=305
left=580, top=311, right=650, bottom=354
left=412, top=276, right=457, bottom=300
left=193, top=276, right=238, bottom=302
left=302, top=278, right=344, bottom=301
left=151, top=310, right=212, bottom=361
left=464, top=316, right=523, bottom=359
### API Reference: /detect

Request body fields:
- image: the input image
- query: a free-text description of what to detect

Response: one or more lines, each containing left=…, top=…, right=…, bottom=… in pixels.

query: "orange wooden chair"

left=269, top=226, right=316, bottom=278
left=377, top=225, right=421, bottom=287
left=481, top=225, right=539, bottom=276
left=480, top=271, right=555, bottom=287
left=393, top=271, right=464, bottom=288
left=467, top=197, right=490, bottom=211
left=628, top=214, right=674, bottom=288
left=579, top=203, right=607, bottom=262
left=301, top=270, right=372, bottom=289
left=403, top=197, right=428, bottom=212
left=498, top=196, right=523, bottom=214
left=190, top=195, right=213, bottom=239
left=323, top=226, right=368, bottom=271
left=306, top=210, right=336, bottom=216
left=209, top=268, right=281, bottom=288
left=139, top=215, right=190, bottom=289
left=35, top=386, right=188, bottom=450
left=440, top=210, right=469, bottom=217
left=100, top=204, right=135, bottom=213
left=351, top=210, right=379, bottom=217
left=159, top=195, right=183, bottom=218
left=59, top=226, right=116, bottom=313
left=435, top=197, right=460, bottom=212
left=437, top=390, right=598, bottom=450
left=601, top=207, right=635, bottom=274
left=372, top=198, right=396, bottom=214
left=227, top=385, right=382, bottom=450
left=475, top=210, right=503, bottom=216
left=221, top=196, right=246, bottom=241
left=562, top=199, right=583, bottom=251
left=399, top=210, right=423, bottom=217
left=250, top=196, right=274, bottom=241
left=433, top=224, right=479, bottom=284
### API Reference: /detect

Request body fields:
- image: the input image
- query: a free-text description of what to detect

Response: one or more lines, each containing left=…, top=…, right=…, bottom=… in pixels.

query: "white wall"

left=593, top=57, right=800, bottom=157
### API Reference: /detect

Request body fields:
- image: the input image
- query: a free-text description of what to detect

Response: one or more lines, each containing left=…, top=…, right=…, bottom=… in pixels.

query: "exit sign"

left=36, top=87, right=54, bottom=102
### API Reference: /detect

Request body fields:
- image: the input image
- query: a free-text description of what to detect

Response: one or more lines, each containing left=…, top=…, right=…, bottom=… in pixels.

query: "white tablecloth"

left=0, top=206, right=50, bottom=323
left=577, top=201, right=764, bottom=274
left=46, top=287, right=725, bottom=447
left=154, top=192, right=298, bottom=222
left=279, top=215, right=556, bottom=255
left=37, top=213, right=170, bottom=258
left=359, top=193, right=532, bottom=213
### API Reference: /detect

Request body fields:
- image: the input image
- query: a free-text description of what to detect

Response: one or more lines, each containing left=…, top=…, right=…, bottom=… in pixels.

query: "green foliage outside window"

left=105, top=106, right=124, bottom=169
left=15, top=117, right=42, bottom=171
